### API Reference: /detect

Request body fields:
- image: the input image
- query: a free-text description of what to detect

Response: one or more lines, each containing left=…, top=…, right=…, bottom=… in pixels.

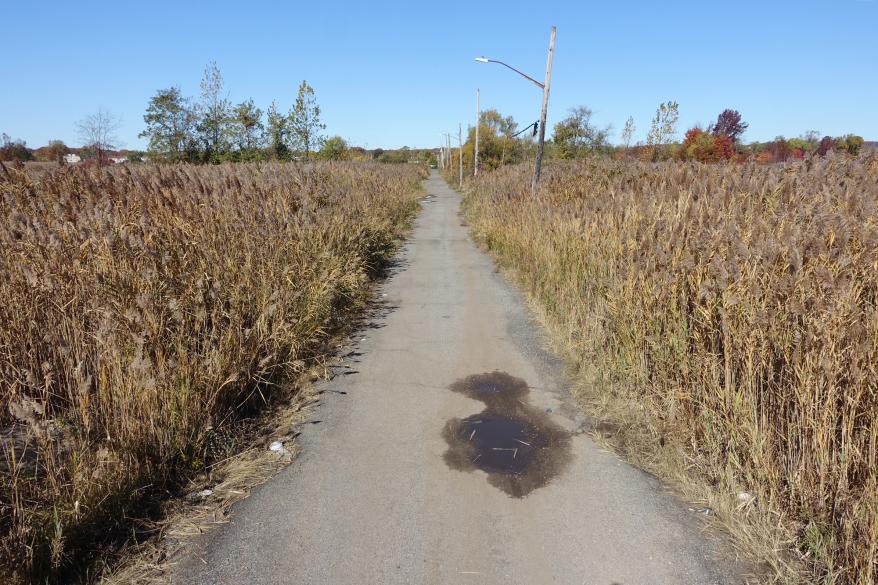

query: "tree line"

left=3, top=85, right=869, bottom=167
left=445, top=100, right=868, bottom=175
left=140, top=62, right=336, bottom=163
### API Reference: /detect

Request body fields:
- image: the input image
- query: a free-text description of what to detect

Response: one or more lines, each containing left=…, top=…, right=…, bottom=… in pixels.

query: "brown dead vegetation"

left=0, top=161, right=424, bottom=583
left=463, top=155, right=878, bottom=584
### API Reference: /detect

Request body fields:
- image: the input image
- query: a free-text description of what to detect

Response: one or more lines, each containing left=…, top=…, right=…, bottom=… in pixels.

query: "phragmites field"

left=463, top=155, right=878, bottom=584
left=0, top=161, right=424, bottom=583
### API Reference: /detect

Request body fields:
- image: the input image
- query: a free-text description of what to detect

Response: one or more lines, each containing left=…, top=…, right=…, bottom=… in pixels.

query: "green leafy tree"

left=552, top=106, right=611, bottom=159
left=480, top=109, right=518, bottom=137
left=230, top=99, right=264, bottom=157
left=197, top=61, right=232, bottom=160
left=646, top=101, right=679, bottom=159
left=378, top=146, right=411, bottom=164
left=140, top=86, right=195, bottom=161
left=459, top=109, right=527, bottom=171
left=835, top=134, right=864, bottom=156
left=621, top=116, right=635, bottom=148
left=290, top=80, right=325, bottom=159
left=265, top=100, right=290, bottom=160
left=801, top=130, right=821, bottom=150
left=787, top=137, right=813, bottom=153
left=46, top=140, right=68, bottom=164
left=319, top=135, right=349, bottom=160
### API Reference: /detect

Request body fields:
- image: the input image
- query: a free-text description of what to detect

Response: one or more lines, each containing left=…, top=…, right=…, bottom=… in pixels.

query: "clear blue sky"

left=3, top=0, right=876, bottom=150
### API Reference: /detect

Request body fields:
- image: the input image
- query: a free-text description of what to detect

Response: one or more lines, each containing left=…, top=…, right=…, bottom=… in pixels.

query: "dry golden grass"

left=463, top=155, right=878, bottom=585
left=0, top=160, right=424, bottom=583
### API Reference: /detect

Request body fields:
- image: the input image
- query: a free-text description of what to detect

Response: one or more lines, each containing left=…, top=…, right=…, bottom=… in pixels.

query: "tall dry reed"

left=464, top=155, right=878, bottom=584
left=0, top=161, right=424, bottom=583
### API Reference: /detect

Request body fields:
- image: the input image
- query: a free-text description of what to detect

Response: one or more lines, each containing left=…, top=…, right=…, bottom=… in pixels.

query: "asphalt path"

left=173, top=171, right=745, bottom=585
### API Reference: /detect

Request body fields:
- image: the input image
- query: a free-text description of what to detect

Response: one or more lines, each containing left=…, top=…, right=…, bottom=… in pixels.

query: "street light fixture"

left=474, top=26, right=556, bottom=196
left=474, top=57, right=545, bottom=90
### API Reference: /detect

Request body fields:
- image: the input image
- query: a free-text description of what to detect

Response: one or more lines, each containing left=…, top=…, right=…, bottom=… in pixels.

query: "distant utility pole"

left=458, top=123, right=463, bottom=188
left=447, top=133, right=452, bottom=170
left=531, top=26, right=556, bottom=197
left=474, top=88, right=480, bottom=176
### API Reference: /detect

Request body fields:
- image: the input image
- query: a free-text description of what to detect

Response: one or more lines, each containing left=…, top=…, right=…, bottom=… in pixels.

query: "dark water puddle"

left=442, top=371, right=571, bottom=497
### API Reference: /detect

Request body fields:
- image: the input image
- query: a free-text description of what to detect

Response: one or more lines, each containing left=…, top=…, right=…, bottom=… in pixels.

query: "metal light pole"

left=474, top=88, right=480, bottom=177
left=475, top=25, right=556, bottom=196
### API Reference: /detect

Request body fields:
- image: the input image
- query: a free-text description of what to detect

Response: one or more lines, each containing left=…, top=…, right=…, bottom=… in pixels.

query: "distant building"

left=110, top=156, right=127, bottom=164
left=63, top=153, right=81, bottom=164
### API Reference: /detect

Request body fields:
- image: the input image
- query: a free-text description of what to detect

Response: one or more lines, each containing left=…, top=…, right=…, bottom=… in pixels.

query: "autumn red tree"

left=713, top=134, right=734, bottom=159
left=817, top=136, right=834, bottom=156
left=710, top=109, right=748, bottom=143
left=766, top=138, right=792, bottom=162
left=682, top=127, right=734, bottom=162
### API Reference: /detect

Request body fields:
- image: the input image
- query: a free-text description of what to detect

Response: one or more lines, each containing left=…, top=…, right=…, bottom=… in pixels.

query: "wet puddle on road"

left=442, top=372, right=571, bottom=497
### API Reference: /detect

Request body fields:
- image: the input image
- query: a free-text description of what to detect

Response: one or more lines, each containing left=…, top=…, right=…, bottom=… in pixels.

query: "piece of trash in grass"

left=269, top=440, right=293, bottom=462
left=688, top=507, right=713, bottom=515
left=186, top=488, right=214, bottom=502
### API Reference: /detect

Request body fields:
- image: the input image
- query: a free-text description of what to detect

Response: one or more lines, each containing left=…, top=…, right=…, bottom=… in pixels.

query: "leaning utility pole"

left=531, top=26, right=556, bottom=197
left=474, top=88, right=480, bottom=176
left=458, top=123, right=463, bottom=188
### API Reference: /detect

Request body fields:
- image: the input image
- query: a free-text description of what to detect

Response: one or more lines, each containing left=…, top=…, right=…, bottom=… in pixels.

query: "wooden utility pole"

left=474, top=88, right=480, bottom=177
left=458, top=123, right=463, bottom=188
left=531, top=26, right=556, bottom=197
left=447, top=134, right=452, bottom=170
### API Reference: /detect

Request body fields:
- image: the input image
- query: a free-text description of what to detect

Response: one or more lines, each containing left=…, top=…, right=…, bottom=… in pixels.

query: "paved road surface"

left=173, top=171, right=745, bottom=584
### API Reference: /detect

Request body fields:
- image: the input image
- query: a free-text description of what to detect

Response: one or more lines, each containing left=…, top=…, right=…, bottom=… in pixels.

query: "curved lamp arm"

left=475, top=57, right=544, bottom=90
